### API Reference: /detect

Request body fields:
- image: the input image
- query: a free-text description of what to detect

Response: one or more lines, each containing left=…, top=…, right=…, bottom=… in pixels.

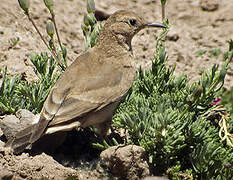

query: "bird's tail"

left=5, top=114, right=50, bottom=154
left=5, top=123, right=38, bottom=154
left=5, top=115, right=50, bottom=154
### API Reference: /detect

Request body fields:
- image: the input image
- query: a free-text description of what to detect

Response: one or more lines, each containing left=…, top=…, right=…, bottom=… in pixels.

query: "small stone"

left=0, top=115, right=20, bottom=140
left=200, top=0, right=219, bottom=11
left=177, top=12, right=193, bottom=20
left=100, top=145, right=150, bottom=180
left=0, top=109, right=37, bottom=140
left=166, top=30, right=179, bottom=42
left=0, top=169, right=14, bottom=180
left=16, top=109, right=38, bottom=126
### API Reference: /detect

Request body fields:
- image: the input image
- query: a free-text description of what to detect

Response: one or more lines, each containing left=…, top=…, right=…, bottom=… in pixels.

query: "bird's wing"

left=30, top=50, right=134, bottom=142
left=47, top=81, right=125, bottom=126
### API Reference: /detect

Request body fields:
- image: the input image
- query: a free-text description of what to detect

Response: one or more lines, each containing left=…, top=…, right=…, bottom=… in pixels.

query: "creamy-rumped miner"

left=6, top=10, right=166, bottom=153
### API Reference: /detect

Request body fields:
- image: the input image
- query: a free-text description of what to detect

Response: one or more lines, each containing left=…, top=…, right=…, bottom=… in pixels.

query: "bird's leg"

left=95, top=119, right=112, bottom=139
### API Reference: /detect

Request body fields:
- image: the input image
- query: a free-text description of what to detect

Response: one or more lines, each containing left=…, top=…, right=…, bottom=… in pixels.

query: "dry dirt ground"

left=0, top=0, right=233, bottom=179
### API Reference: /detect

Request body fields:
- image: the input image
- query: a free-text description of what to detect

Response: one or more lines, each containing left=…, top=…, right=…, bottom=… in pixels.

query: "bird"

left=5, top=10, right=166, bottom=153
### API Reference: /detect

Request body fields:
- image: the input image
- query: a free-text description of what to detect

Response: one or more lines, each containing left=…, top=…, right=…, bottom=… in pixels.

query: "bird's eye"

left=129, top=19, right=136, bottom=26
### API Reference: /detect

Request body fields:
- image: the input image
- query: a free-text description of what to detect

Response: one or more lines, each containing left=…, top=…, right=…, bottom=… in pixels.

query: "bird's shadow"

left=24, top=128, right=123, bottom=169
left=0, top=126, right=124, bottom=169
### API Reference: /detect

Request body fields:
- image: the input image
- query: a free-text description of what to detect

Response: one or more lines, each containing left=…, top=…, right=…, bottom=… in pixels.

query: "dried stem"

left=162, top=4, right=165, bottom=21
left=27, top=14, right=60, bottom=64
left=50, top=38, right=57, bottom=55
left=52, top=16, right=63, bottom=55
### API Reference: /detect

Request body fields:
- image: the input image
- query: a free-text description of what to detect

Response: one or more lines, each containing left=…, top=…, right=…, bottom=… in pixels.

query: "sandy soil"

left=0, top=0, right=233, bottom=179
left=1, top=0, right=233, bottom=85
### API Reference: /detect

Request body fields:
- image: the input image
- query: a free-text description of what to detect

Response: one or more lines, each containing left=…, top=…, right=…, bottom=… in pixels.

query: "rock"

left=100, top=145, right=150, bottom=180
left=177, top=12, right=193, bottom=20
left=200, top=0, right=218, bottom=11
left=0, top=115, right=21, bottom=140
left=166, top=29, right=179, bottom=42
left=0, top=169, right=18, bottom=180
left=0, top=109, right=39, bottom=141
left=15, top=109, right=39, bottom=126
left=0, top=109, right=65, bottom=153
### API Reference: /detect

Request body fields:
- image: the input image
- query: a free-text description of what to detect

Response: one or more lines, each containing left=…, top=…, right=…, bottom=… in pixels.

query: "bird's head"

left=105, top=10, right=166, bottom=37
left=98, top=10, right=167, bottom=51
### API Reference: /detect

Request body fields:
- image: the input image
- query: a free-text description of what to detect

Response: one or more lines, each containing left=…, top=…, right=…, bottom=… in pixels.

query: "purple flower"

left=210, top=98, right=221, bottom=106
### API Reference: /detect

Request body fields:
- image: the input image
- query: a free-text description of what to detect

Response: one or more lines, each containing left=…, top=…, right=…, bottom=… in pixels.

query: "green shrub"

left=0, top=53, right=59, bottom=114
left=0, top=68, right=23, bottom=114
left=113, top=33, right=233, bottom=179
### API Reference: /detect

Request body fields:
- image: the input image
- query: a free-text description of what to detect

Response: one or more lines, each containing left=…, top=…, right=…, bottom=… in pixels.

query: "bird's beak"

left=144, top=22, right=167, bottom=28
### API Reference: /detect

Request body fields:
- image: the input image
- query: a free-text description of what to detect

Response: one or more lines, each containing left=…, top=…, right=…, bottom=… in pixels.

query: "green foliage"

left=220, top=39, right=233, bottom=114
left=18, top=0, right=29, bottom=15
left=19, top=53, right=59, bottom=113
left=44, top=0, right=54, bottom=16
left=82, top=0, right=102, bottom=50
left=1, top=0, right=72, bottom=115
left=222, top=88, right=233, bottom=115
left=196, top=48, right=222, bottom=57
left=8, top=37, right=20, bottom=48
left=161, top=0, right=167, bottom=5
left=113, top=31, right=233, bottom=178
left=196, top=49, right=207, bottom=57
left=0, top=68, right=23, bottom=114
left=209, top=48, right=221, bottom=57
left=0, top=53, right=59, bottom=114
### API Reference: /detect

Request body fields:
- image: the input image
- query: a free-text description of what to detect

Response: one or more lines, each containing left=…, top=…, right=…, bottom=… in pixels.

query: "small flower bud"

left=44, top=0, right=54, bottom=15
left=83, top=13, right=96, bottom=26
left=46, top=20, right=55, bottom=38
left=83, top=13, right=89, bottom=26
left=86, top=0, right=95, bottom=13
left=18, top=0, right=30, bottom=15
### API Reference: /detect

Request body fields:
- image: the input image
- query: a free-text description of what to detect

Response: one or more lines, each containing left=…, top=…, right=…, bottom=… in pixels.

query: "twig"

left=162, top=4, right=165, bottom=21
left=52, top=16, right=63, bottom=56
left=160, top=0, right=166, bottom=21
left=28, top=15, right=60, bottom=64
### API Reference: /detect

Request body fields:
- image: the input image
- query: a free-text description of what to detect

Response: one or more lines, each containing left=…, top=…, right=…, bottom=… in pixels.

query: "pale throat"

left=96, top=31, right=133, bottom=57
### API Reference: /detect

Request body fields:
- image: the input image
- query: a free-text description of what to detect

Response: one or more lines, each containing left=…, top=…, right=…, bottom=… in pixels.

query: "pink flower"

left=210, top=98, right=221, bottom=106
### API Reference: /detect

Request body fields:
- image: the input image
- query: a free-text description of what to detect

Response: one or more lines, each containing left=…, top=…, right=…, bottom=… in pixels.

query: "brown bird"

left=6, top=10, right=166, bottom=153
